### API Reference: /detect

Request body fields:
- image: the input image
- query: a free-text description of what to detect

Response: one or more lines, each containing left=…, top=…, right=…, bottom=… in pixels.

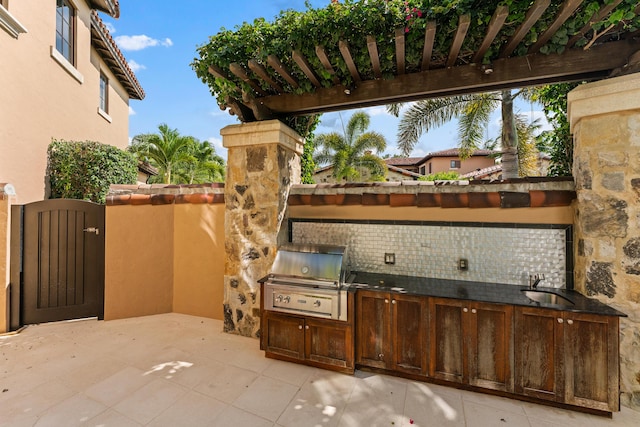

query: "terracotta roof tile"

left=90, top=11, right=145, bottom=100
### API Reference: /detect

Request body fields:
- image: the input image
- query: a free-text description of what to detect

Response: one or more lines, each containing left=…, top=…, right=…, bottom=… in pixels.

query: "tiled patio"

left=1, top=313, right=637, bottom=427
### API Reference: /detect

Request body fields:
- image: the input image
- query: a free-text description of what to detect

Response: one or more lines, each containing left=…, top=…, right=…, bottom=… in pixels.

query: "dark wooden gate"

left=11, top=199, right=105, bottom=326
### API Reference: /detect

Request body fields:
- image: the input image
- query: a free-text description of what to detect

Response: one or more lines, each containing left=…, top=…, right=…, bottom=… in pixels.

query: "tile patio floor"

left=1, top=313, right=638, bottom=427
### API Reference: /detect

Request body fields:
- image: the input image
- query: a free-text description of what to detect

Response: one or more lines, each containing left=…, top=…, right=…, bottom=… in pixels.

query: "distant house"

left=314, top=158, right=422, bottom=183
left=1, top=0, right=144, bottom=203
left=416, top=148, right=497, bottom=176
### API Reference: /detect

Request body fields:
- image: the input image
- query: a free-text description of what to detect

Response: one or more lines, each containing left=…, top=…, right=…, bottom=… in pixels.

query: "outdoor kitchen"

left=257, top=180, right=627, bottom=417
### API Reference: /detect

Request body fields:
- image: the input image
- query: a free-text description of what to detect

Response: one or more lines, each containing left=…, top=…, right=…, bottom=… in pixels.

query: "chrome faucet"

left=529, top=273, right=545, bottom=289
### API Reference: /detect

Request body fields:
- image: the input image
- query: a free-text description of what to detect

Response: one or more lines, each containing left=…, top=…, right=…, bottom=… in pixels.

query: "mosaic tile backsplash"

left=291, top=220, right=570, bottom=289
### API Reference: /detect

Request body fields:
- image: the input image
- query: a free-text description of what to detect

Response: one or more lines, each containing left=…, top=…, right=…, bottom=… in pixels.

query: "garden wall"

left=286, top=180, right=575, bottom=288
left=0, top=184, right=16, bottom=333
left=104, top=184, right=225, bottom=321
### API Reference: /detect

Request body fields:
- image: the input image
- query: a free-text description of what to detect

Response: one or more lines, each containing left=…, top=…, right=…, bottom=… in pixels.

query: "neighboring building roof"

left=387, top=165, right=422, bottom=179
left=138, top=161, right=158, bottom=176
left=90, top=0, right=120, bottom=18
left=90, top=11, right=145, bottom=100
left=384, top=157, right=423, bottom=167
left=461, top=164, right=503, bottom=180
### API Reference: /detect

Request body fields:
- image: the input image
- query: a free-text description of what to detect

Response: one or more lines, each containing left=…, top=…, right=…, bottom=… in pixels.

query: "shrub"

left=47, top=140, right=137, bottom=204
left=418, top=171, right=462, bottom=181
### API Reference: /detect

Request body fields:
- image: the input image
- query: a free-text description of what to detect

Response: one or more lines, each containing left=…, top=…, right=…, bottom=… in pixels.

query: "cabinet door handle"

left=567, top=319, right=573, bottom=325
left=378, top=353, right=384, bottom=360
left=391, top=300, right=396, bottom=305
left=298, top=325, right=303, bottom=330
left=471, top=308, right=477, bottom=314
left=557, top=318, right=563, bottom=324
left=385, top=299, right=389, bottom=304
left=463, top=308, right=469, bottom=313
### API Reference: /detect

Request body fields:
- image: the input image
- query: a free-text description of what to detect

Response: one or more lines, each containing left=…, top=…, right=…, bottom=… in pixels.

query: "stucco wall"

left=0, top=184, right=15, bottom=333
left=104, top=185, right=226, bottom=321
left=104, top=205, right=174, bottom=320
left=289, top=204, right=572, bottom=224
left=173, top=203, right=225, bottom=319
left=422, top=156, right=496, bottom=175
left=0, top=0, right=131, bottom=204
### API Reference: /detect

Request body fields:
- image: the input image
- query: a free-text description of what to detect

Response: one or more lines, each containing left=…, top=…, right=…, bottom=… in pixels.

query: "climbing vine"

left=192, top=0, right=639, bottom=112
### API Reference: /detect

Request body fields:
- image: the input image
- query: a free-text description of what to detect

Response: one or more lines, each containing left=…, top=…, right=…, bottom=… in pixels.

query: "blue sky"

left=103, top=1, right=549, bottom=161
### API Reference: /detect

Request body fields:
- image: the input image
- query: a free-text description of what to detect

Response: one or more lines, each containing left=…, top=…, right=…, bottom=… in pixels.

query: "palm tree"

left=177, top=139, right=225, bottom=184
left=314, top=112, right=387, bottom=182
left=129, top=124, right=195, bottom=184
left=388, top=89, right=535, bottom=179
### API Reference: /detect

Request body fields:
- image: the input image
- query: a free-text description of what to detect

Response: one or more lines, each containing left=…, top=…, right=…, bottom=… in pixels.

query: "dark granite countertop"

left=346, top=271, right=626, bottom=317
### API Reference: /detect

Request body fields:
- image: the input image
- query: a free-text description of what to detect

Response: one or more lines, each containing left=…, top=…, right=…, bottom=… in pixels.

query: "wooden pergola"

left=203, top=0, right=640, bottom=122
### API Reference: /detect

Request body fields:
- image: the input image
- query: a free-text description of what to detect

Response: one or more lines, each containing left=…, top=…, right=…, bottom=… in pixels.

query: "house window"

left=450, top=160, right=461, bottom=169
left=428, top=163, right=432, bottom=174
left=419, top=166, right=426, bottom=175
left=99, top=72, right=108, bottom=113
left=55, top=0, right=75, bottom=64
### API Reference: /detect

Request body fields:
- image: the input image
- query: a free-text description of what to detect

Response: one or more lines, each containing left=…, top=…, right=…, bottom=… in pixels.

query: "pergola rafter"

left=199, top=0, right=640, bottom=122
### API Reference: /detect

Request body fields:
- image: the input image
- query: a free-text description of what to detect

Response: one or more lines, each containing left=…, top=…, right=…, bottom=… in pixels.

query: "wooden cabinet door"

left=429, top=298, right=465, bottom=383
left=392, top=294, right=429, bottom=376
left=305, top=318, right=354, bottom=370
left=563, top=313, right=619, bottom=412
left=263, top=312, right=305, bottom=360
left=357, top=290, right=391, bottom=369
left=467, top=302, right=513, bottom=392
left=514, top=307, right=563, bottom=402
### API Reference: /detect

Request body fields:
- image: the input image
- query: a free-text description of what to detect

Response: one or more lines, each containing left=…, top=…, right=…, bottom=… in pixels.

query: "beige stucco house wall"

left=0, top=0, right=144, bottom=204
left=417, top=149, right=497, bottom=176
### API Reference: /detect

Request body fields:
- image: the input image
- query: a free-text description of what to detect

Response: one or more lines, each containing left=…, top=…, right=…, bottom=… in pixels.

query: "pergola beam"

left=566, top=0, right=622, bottom=48
left=248, top=60, right=284, bottom=93
left=473, top=6, right=509, bottom=64
left=292, top=50, right=322, bottom=88
left=258, top=39, right=638, bottom=116
left=339, top=40, right=362, bottom=83
left=315, top=46, right=341, bottom=84
left=267, top=55, right=300, bottom=89
left=366, top=36, right=382, bottom=79
left=421, top=21, right=437, bottom=71
left=447, top=15, right=471, bottom=67
left=395, top=28, right=406, bottom=75
left=529, top=0, right=585, bottom=54
left=501, top=0, right=551, bottom=57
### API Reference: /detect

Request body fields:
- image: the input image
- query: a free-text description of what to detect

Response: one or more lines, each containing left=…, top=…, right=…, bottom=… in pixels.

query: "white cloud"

left=207, top=137, right=226, bottom=155
left=129, top=106, right=136, bottom=115
left=114, top=35, right=173, bottom=51
left=363, top=106, right=390, bottom=116
left=128, top=60, right=146, bottom=73
left=104, top=22, right=116, bottom=34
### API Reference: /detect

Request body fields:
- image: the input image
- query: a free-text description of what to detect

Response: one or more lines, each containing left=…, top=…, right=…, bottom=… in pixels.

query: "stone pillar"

left=220, top=120, right=303, bottom=337
left=569, top=73, right=640, bottom=408
left=0, top=184, right=16, bottom=333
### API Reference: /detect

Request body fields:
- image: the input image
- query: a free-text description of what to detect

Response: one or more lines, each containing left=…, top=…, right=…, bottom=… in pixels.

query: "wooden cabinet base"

left=355, top=364, right=616, bottom=417
left=261, top=292, right=355, bottom=375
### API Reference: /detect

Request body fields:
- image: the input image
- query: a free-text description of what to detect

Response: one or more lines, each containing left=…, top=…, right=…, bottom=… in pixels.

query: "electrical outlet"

left=384, top=253, right=395, bottom=264
left=458, top=258, right=468, bottom=271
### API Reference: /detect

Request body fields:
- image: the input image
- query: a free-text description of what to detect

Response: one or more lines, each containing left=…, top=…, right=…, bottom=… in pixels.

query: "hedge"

left=47, top=140, right=137, bottom=204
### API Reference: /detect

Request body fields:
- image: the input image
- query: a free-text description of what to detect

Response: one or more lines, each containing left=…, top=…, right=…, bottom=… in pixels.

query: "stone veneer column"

left=220, top=120, right=303, bottom=337
left=569, top=73, right=640, bottom=408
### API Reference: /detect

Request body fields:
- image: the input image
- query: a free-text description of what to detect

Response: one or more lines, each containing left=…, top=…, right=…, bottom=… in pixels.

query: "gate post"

left=569, top=73, right=640, bottom=408
left=220, top=120, right=303, bottom=337
left=0, top=183, right=16, bottom=333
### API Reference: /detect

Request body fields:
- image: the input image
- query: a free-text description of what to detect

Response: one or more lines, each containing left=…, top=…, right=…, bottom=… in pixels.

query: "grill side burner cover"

left=271, top=244, right=347, bottom=284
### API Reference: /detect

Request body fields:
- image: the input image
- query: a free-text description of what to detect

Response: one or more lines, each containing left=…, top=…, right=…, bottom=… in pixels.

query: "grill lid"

left=270, top=244, right=347, bottom=283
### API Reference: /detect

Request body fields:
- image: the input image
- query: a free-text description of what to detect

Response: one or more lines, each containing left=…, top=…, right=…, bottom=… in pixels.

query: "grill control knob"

left=283, top=296, right=291, bottom=304
left=313, top=300, right=321, bottom=307
left=275, top=295, right=283, bottom=303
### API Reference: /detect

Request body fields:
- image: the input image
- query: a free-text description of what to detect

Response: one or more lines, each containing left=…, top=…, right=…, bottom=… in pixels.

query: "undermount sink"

left=521, top=289, right=575, bottom=307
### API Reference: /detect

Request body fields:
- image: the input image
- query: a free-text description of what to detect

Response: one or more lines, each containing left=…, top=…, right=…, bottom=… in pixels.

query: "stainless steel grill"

left=262, top=244, right=349, bottom=321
